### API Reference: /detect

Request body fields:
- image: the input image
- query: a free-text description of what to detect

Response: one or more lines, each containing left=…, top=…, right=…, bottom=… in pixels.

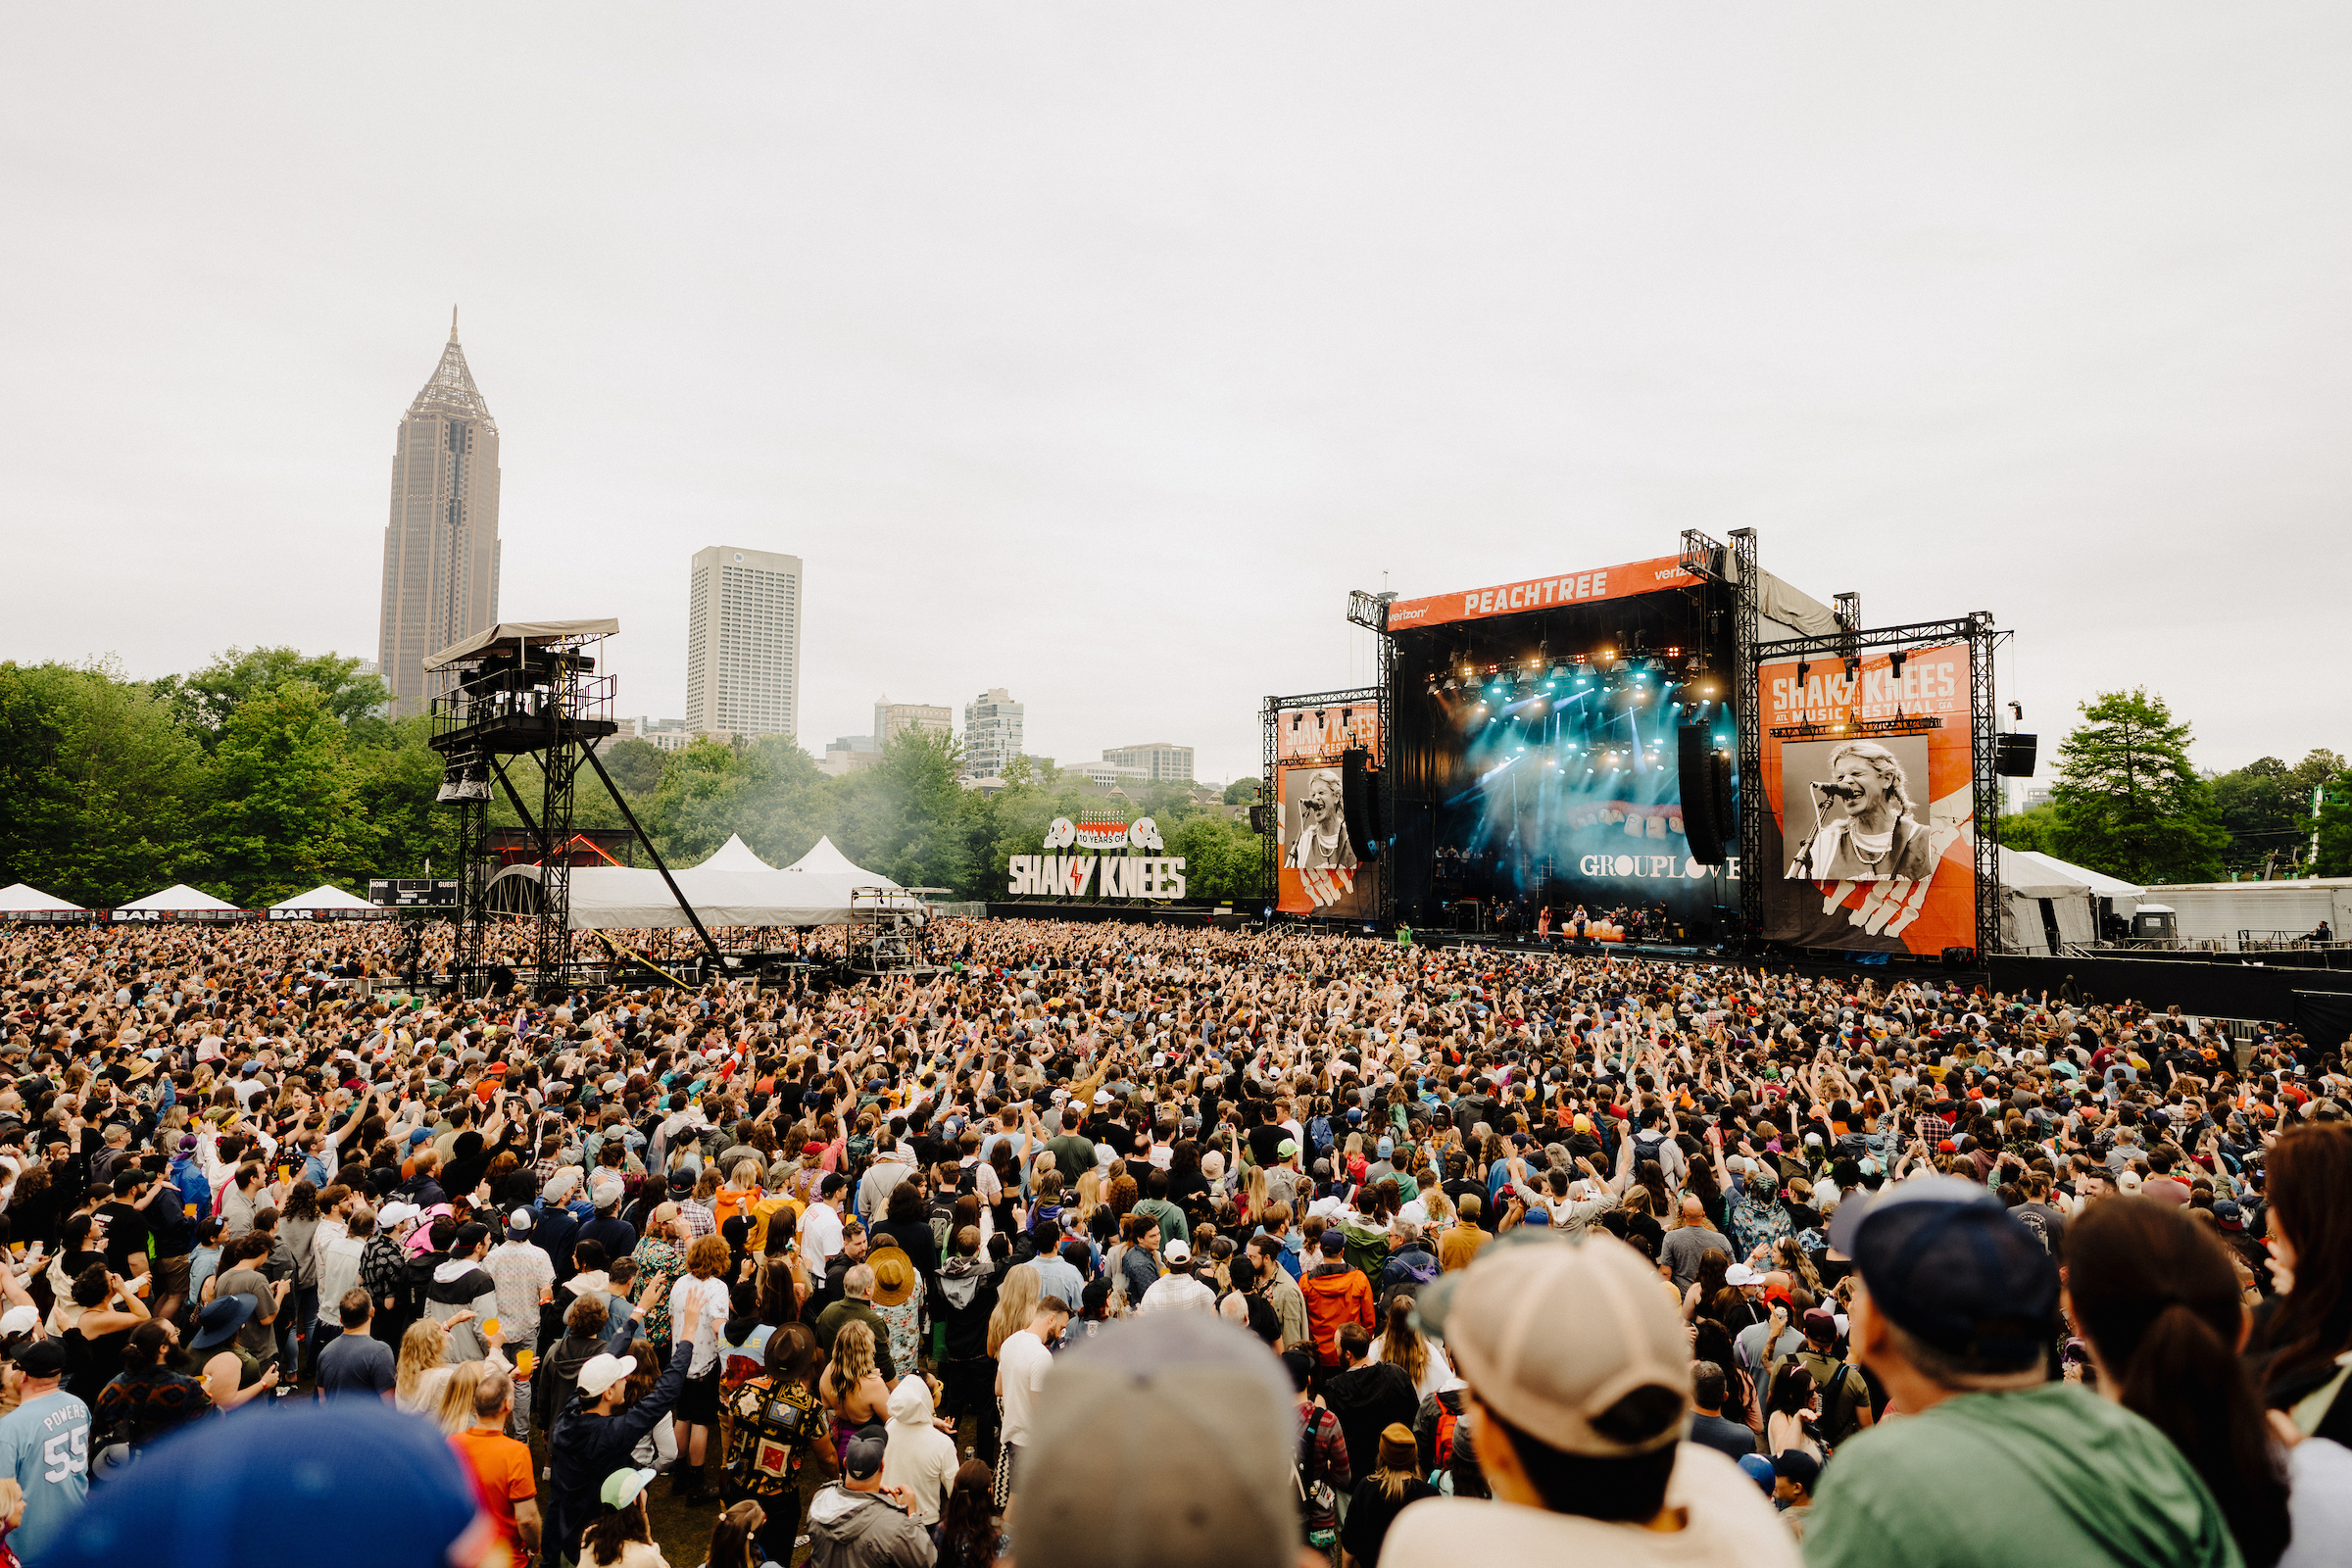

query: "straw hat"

left=869, top=1245, right=915, bottom=1307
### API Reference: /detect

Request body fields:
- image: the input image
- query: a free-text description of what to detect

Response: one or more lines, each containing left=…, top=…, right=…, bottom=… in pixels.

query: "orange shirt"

left=450, top=1426, right=535, bottom=1556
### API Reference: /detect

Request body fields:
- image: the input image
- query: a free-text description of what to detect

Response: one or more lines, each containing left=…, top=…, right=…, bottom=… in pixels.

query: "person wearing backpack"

left=1283, top=1348, right=1350, bottom=1562
left=1765, top=1308, right=1874, bottom=1450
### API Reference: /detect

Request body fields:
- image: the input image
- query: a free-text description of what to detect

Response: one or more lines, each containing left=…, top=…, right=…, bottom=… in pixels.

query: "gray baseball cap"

left=1013, top=1314, right=1295, bottom=1568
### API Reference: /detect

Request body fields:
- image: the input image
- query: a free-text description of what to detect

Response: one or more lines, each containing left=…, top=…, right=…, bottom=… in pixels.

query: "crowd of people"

left=0, top=911, right=2345, bottom=1568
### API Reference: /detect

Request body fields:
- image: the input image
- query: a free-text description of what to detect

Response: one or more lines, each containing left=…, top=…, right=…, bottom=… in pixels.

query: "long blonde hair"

left=828, top=1319, right=877, bottom=1393
left=987, top=1263, right=1041, bottom=1357
left=1380, top=1297, right=1427, bottom=1392
left=433, top=1357, right=487, bottom=1436
left=396, top=1319, right=449, bottom=1402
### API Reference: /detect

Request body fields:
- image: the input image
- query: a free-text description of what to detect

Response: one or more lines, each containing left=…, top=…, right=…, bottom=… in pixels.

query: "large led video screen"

left=1426, top=657, right=1730, bottom=935
left=1275, top=703, right=1382, bottom=917
left=1758, top=644, right=1979, bottom=953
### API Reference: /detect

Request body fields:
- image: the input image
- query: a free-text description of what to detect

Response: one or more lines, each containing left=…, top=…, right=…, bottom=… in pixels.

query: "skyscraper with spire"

left=378, top=309, right=501, bottom=717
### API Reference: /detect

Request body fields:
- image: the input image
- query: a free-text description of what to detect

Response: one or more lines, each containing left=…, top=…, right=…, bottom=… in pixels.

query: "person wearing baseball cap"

left=546, top=1289, right=709, bottom=1564
left=1384, top=1233, right=1795, bottom=1568
left=1802, top=1177, right=2238, bottom=1568
left=806, top=1430, right=933, bottom=1565
left=1013, top=1312, right=1302, bottom=1568
left=0, top=1336, right=89, bottom=1559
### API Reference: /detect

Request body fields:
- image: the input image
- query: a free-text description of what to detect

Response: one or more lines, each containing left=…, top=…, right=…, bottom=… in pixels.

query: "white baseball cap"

left=577, top=1352, right=639, bottom=1400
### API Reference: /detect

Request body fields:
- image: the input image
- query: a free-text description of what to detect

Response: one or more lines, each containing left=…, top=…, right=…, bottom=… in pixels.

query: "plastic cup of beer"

left=483, top=1317, right=501, bottom=1344
left=515, top=1346, right=534, bottom=1376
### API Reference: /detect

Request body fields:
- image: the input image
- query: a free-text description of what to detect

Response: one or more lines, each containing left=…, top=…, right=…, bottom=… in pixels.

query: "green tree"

left=2209, top=756, right=2304, bottom=874
left=2317, top=782, right=2352, bottom=878
left=640, top=739, right=754, bottom=864
left=0, top=664, right=84, bottom=898
left=832, top=730, right=978, bottom=893
left=2047, top=689, right=2230, bottom=885
left=350, top=715, right=461, bottom=877
left=156, top=646, right=387, bottom=750
left=602, top=738, right=668, bottom=799
left=0, top=661, right=204, bottom=906
left=1223, top=777, right=1261, bottom=807
left=1998, top=801, right=2063, bottom=855
left=199, top=680, right=376, bottom=905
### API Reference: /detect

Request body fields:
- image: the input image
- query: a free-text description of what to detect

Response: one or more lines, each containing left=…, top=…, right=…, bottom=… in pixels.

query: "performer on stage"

left=1787, top=740, right=1937, bottom=882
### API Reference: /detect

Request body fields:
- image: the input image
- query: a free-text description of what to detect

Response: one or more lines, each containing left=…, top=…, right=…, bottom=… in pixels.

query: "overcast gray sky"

left=6, top=6, right=2346, bottom=786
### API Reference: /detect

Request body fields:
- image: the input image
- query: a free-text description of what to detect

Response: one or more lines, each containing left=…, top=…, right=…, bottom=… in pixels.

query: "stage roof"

left=1385, top=551, right=1840, bottom=640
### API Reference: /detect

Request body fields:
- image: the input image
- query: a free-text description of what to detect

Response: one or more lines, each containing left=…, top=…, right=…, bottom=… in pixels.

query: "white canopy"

left=422, top=617, right=619, bottom=672
left=0, top=883, right=81, bottom=912
left=1992, top=846, right=2136, bottom=955
left=485, top=833, right=902, bottom=929
left=120, top=883, right=239, bottom=911
left=269, top=884, right=379, bottom=911
left=2012, top=849, right=2141, bottom=898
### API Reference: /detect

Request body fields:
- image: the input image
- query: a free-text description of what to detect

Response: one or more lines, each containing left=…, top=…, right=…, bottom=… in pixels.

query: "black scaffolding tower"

left=424, top=617, right=719, bottom=996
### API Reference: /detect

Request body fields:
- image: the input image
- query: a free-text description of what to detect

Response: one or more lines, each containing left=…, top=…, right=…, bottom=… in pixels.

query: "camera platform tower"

left=424, top=618, right=719, bottom=997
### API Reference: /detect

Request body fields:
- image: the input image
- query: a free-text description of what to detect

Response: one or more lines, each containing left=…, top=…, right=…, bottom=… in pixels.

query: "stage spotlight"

left=1889, top=649, right=1907, bottom=680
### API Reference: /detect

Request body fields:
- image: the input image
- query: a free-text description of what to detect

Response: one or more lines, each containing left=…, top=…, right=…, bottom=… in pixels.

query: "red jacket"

left=1299, top=1262, right=1375, bottom=1366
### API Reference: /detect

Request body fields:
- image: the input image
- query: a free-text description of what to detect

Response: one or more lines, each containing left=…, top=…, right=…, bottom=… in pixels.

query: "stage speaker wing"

left=1679, top=724, right=1733, bottom=864
left=1341, top=746, right=1381, bottom=862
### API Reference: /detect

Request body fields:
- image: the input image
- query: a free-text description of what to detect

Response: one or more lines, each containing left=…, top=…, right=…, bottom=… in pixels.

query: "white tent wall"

left=2139, top=880, right=2352, bottom=950
left=483, top=834, right=902, bottom=930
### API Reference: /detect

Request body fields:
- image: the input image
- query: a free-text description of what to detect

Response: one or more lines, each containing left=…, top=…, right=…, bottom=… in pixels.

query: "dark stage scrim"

left=1385, top=555, right=1739, bottom=938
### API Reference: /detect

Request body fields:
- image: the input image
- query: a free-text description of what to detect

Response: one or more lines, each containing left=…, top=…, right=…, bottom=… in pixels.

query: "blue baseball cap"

left=40, top=1399, right=481, bottom=1567
left=1829, top=1175, right=2056, bottom=1367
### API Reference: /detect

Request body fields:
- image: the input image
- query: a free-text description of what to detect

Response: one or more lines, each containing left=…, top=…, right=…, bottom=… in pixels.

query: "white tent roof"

left=2011, top=850, right=2141, bottom=898
left=782, top=836, right=864, bottom=876
left=695, top=835, right=777, bottom=873
left=268, top=884, right=378, bottom=911
left=488, top=834, right=902, bottom=929
left=0, top=883, right=81, bottom=912
left=120, top=883, right=240, bottom=911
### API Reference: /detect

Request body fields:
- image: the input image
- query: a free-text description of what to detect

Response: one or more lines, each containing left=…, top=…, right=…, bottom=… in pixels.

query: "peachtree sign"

left=1007, top=817, right=1187, bottom=899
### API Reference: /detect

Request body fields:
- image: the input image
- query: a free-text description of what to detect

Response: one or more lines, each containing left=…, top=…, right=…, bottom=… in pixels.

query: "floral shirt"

left=631, top=1236, right=686, bottom=1346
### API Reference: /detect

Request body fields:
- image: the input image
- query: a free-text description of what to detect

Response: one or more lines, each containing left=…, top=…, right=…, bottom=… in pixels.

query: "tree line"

left=1998, top=688, right=2347, bottom=884
left=6, top=653, right=2337, bottom=911
left=0, top=650, right=1268, bottom=909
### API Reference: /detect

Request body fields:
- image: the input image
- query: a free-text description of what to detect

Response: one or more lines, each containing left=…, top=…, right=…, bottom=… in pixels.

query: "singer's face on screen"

left=1831, top=755, right=1885, bottom=813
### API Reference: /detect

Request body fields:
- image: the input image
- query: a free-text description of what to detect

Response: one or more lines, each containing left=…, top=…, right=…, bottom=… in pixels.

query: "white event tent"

left=268, top=885, right=389, bottom=920
left=1997, top=846, right=2143, bottom=955
left=119, top=884, right=240, bottom=911
left=485, top=834, right=906, bottom=929
left=0, top=883, right=82, bottom=913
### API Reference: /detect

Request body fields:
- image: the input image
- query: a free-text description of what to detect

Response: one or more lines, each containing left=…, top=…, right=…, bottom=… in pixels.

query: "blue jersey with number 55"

left=0, top=1390, right=90, bottom=1560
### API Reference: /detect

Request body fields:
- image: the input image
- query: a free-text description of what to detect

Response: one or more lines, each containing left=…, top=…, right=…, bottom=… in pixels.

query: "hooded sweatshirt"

left=1804, top=1382, right=2242, bottom=1568
left=934, top=1254, right=997, bottom=1361
left=805, top=1482, right=936, bottom=1568
left=1300, top=1260, right=1375, bottom=1366
left=880, top=1374, right=959, bottom=1526
left=423, top=1254, right=500, bottom=1361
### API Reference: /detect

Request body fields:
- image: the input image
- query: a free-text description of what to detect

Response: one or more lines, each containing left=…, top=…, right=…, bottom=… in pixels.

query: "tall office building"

left=1102, top=742, right=1195, bottom=784
left=686, top=547, right=804, bottom=740
left=962, top=688, right=1024, bottom=778
left=379, top=311, right=501, bottom=717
